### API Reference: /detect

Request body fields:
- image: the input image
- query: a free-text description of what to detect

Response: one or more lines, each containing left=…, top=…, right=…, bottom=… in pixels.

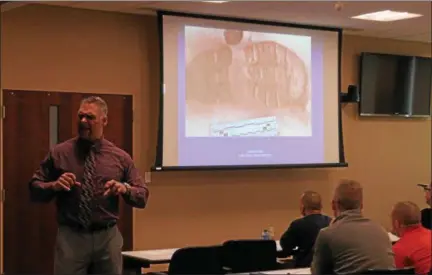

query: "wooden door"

left=3, top=90, right=133, bottom=274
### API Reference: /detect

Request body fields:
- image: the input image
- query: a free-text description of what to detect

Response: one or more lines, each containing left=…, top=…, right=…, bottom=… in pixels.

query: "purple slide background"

left=177, top=27, right=324, bottom=166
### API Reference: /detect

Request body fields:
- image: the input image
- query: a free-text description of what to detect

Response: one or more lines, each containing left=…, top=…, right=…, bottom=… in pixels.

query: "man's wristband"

left=123, top=182, right=132, bottom=196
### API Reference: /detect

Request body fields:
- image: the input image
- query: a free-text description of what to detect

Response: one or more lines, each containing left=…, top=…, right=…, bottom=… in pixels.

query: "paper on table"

left=276, top=240, right=282, bottom=252
left=289, top=268, right=311, bottom=274
left=260, top=268, right=311, bottom=275
left=388, top=232, right=399, bottom=243
left=122, top=248, right=178, bottom=261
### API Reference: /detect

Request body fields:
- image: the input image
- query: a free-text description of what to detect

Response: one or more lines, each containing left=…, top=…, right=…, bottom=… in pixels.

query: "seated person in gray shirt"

left=280, top=191, right=332, bottom=267
left=311, top=180, right=395, bottom=275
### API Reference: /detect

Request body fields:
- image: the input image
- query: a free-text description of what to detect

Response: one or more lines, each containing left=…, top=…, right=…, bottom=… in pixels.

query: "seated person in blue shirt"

left=280, top=191, right=332, bottom=267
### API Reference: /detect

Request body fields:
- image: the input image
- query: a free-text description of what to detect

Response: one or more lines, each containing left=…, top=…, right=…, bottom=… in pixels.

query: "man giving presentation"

left=29, top=96, right=149, bottom=275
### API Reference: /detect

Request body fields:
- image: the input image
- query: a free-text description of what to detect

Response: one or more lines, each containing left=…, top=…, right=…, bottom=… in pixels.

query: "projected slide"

left=161, top=14, right=341, bottom=167
left=184, top=26, right=312, bottom=138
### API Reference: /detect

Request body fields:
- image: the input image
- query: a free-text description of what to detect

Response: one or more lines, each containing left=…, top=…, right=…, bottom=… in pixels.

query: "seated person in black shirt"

left=280, top=191, right=332, bottom=267
left=420, top=182, right=431, bottom=229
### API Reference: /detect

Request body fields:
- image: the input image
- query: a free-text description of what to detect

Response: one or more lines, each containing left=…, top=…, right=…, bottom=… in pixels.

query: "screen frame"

left=358, top=52, right=432, bottom=118
left=153, top=10, right=347, bottom=172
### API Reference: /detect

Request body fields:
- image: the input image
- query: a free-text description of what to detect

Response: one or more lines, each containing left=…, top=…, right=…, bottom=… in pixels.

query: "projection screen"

left=154, top=11, right=346, bottom=170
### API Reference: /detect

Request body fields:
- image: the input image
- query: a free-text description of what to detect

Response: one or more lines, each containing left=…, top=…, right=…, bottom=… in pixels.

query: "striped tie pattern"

left=78, top=147, right=96, bottom=227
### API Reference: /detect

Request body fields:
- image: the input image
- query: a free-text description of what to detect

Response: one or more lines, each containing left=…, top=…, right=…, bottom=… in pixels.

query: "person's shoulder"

left=50, top=138, right=76, bottom=155
left=323, top=216, right=344, bottom=235
left=356, top=219, right=393, bottom=242
left=290, top=216, right=312, bottom=228
left=355, top=217, right=387, bottom=232
left=421, top=207, right=432, bottom=215
left=321, top=222, right=334, bottom=233
left=420, top=208, right=432, bottom=229
left=316, top=222, right=343, bottom=246
left=392, top=239, right=402, bottom=252
left=316, top=226, right=332, bottom=242
left=291, top=216, right=306, bottom=224
left=322, top=214, right=333, bottom=224
left=303, top=214, right=331, bottom=226
left=102, top=139, right=133, bottom=161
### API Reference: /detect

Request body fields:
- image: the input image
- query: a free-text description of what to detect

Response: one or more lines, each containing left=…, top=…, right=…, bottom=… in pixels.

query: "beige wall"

left=1, top=4, right=431, bottom=270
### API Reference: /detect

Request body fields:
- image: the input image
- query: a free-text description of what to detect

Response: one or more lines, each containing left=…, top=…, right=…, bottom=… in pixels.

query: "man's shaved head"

left=333, top=180, right=363, bottom=212
left=301, top=191, right=323, bottom=211
left=392, top=201, right=421, bottom=227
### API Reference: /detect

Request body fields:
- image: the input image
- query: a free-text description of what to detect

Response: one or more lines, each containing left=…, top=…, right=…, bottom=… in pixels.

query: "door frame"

left=0, top=89, right=135, bottom=273
left=0, top=88, right=4, bottom=273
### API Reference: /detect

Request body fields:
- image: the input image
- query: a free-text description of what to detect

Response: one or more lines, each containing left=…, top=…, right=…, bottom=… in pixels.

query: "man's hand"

left=52, top=172, right=80, bottom=191
left=104, top=180, right=127, bottom=197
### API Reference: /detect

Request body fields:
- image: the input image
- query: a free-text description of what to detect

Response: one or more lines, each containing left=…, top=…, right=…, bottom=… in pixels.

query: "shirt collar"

left=400, top=224, right=423, bottom=237
left=75, top=136, right=104, bottom=153
left=333, top=209, right=363, bottom=223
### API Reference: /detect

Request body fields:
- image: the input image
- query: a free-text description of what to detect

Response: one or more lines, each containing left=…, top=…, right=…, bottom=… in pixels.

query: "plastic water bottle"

left=261, top=229, right=270, bottom=240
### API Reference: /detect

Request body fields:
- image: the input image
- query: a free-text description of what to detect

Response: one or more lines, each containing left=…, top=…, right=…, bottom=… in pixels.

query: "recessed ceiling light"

left=203, top=1, right=228, bottom=3
left=352, top=10, right=423, bottom=22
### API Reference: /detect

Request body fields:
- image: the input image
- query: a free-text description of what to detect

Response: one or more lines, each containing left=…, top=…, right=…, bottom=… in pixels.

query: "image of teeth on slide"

left=184, top=26, right=311, bottom=138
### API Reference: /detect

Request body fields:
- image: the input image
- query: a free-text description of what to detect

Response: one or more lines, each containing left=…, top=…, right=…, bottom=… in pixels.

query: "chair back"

left=168, top=245, right=225, bottom=274
left=221, top=239, right=278, bottom=273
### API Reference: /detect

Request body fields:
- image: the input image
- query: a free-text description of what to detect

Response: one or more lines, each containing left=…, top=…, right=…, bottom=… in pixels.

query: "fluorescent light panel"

left=352, top=10, right=423, bottom=22
left=203, top=1, right=228, bottom=3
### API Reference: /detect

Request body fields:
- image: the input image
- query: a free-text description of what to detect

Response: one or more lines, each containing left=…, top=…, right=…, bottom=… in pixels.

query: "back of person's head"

left=333, top=180, right=363, bottom=213
left=392, top=201, right=421, bottom=229
left=301, top=191, right=323, bottom=212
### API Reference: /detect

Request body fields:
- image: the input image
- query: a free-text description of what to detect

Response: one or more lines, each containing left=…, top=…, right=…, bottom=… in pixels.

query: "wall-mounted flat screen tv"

left=359, top=52, right=432, bottom=117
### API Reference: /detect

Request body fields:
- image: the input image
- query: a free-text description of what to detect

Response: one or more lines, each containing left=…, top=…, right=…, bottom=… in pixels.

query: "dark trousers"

left=54, top=225, right=123, bottom=275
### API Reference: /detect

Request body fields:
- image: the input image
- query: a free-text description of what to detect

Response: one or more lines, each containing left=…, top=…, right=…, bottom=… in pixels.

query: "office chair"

left=167, top=245, right=225, bottom=274
left=221, top=239, right=283, bottom=273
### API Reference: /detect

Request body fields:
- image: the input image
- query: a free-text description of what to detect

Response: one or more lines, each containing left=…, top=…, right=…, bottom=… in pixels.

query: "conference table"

left=238, top=267, right=311, bottom=274
left=264, top=268, right=310, bottom=274
left=122, top=240, right=283, bottom=273
left=122, top=234, right=398, bottom=274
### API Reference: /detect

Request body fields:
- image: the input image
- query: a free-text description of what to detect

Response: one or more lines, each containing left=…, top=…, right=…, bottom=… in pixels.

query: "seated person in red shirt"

left=280, top=191, right=332, bottom=267
left=391, top=201, right=431, bottom=275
